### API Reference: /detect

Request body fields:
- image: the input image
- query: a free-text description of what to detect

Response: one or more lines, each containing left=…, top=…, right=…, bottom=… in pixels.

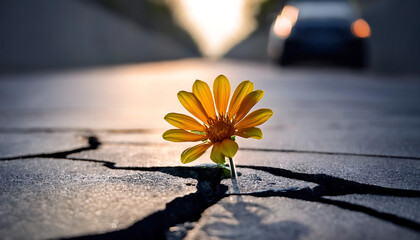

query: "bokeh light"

left=351, top=18, right=371, bottom=38
left=273, top=5, right=299, bottom=38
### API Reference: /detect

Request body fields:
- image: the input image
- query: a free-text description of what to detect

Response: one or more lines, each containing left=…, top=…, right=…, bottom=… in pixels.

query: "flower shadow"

left=195, top=194, right=310, bottom=240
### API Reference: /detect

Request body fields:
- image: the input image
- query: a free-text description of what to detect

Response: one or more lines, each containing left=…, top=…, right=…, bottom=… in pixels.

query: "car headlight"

left=351, top=18, right=371, bottom=38
left=273, top=5, right=299, bottom=38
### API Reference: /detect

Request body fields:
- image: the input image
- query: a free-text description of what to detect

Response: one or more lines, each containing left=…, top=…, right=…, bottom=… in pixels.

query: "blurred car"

left=267, top=0, right=371, bottom=67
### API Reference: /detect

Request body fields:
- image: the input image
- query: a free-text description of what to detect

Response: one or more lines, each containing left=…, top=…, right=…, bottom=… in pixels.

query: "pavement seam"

left=3, top=144, right=419, bottom=161
left=1, top=127, right=419, bottom=161
left=100, top=142, right=420, bottom=161
left=240, top=147, right=420, bottom=161
left=0, top=127, right=157, bottom=134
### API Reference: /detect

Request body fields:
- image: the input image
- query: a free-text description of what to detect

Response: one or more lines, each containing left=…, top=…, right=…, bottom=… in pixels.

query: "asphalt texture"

left=0, top=59, right=419, bottom=240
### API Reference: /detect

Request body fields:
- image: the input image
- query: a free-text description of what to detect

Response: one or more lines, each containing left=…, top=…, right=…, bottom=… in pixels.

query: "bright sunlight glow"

left=166, top=0, right=265, bottom=59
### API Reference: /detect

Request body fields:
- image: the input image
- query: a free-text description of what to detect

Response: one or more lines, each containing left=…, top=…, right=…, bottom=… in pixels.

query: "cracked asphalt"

left=0, top=59, right=419, bottom=240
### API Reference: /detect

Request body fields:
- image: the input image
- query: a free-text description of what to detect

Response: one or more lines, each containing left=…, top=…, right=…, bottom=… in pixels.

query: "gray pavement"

left=186, top=196, right=420, bottom=240
left=0, top=59, right=419, bottom=239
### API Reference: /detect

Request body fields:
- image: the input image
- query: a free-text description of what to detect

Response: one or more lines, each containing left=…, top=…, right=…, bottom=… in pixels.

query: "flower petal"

left=193, top=80, right=217, bottom=119
left=164, top=113, right=206, bottom=131
left=235, top=90, right=264, bottom=123
left=213, top=75, right=231, bottom=116
left=235, top=108, right=273, bottom=129
left=228, top=80, right=254, bottom=118
left=235, top=127, right=263, bottom=140
left=162, top=129, right=207, bottom=142
left=177, top=91, right=209, bottom=123
left=181, top=143, right=212, bottom=164
left=210, top=142, right=225, bottom=164
left=220, top=138, right=238, bottom=158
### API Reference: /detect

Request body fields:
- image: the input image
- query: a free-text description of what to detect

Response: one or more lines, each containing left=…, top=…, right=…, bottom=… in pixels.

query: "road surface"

left=0, top=59, right=419, bottom=239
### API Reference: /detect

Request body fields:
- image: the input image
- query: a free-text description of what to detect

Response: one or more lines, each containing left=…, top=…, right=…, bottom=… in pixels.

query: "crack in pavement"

left=238, top=165, right=420, bottom=198
left=0, top=134, right=227, bottom=239
left=1, top=135, right=419, bottom=238
left=62, top=165, right=227, bottom=240
left=235, top=165, right=420, bottom=232
left=317, top=197, right=420, bottom=232
left=0, top=136, right=101, bottom=160
left=64, top=158, right=420, bottom=237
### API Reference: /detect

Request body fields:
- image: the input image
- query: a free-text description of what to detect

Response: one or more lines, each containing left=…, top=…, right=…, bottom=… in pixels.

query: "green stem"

left=229, top=157, right=237, bottom=179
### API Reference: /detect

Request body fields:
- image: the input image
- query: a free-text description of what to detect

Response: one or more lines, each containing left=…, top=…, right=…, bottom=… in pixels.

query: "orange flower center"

left=206, top=115, right=235, bottom=143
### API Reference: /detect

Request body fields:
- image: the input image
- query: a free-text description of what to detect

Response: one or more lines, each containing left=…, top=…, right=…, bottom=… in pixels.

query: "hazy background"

left=0, top=0, right=419, bottom=74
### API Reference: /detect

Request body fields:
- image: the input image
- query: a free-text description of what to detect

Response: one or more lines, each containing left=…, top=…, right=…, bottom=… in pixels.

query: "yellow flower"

left=162, top=75, right=273, bottom=164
